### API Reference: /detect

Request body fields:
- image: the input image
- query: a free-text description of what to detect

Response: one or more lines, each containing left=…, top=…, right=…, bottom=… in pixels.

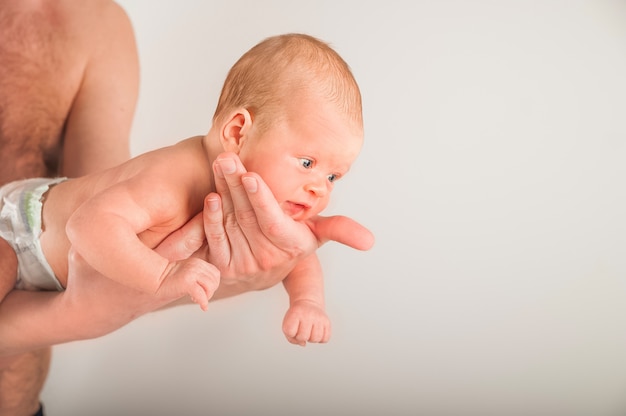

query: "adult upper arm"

left=61, top=1, right=139, bottom=177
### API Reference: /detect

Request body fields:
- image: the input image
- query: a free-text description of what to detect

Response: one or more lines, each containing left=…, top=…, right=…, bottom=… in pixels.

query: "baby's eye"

left=327, top=174, right=338, bottom=183
left=299, top=158, right=314, bottom=169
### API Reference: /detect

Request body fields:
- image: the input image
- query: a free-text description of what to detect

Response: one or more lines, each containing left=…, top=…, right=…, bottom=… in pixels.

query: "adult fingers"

left=239, top=172, right=316, bottom=258
left=201, top=193, right=231, bottom=267
left=238, top=170, right=374, bottom=254
left=306, top=215, right=375, bottom=251
left=154, top=212, right=205, bottom=261
left=212, top=154, right=236, bottom=217
left=214, top=152, right=261, bottom=230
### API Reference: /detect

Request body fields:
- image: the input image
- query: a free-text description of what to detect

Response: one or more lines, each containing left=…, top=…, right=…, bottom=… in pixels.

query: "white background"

left=42, top=1, right=626, bottom=415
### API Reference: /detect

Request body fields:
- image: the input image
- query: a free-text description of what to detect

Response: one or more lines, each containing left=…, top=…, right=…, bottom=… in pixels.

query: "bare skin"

left=0, top=1, right=138, bottom=415
left=0, top=82, right=365, bottom=352
left=0, top=0, right=138, bottom=180
left=0, top=10, right=374, bottom=415
left=0, top=153, right=374, bottom=355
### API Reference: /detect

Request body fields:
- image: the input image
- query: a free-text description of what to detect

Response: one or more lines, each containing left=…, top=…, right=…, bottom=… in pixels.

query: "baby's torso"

left=40, top=136, right=214, bottom=286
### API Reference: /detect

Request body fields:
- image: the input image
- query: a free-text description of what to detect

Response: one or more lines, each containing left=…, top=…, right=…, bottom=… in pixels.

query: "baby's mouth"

left=283, top=201, right=310, bottom=219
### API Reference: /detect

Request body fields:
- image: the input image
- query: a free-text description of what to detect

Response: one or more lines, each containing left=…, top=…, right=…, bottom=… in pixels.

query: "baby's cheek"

left=314, top=197, right=331, bottom=215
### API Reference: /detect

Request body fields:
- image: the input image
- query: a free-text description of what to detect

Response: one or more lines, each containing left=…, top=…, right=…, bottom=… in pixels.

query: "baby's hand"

left=282, top=300, right=331, bottom=346
left=157, top=258, right=220, bottom=311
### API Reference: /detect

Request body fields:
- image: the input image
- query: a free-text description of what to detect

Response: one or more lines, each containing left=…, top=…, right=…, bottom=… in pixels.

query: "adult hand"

left=0, top=249, right=166, bottom=355
left=199, top=152, right=374, bottom=299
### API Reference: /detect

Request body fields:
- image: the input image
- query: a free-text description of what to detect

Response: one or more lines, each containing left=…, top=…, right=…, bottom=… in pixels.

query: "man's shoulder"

left=0, top=0, right=134, bottom=52
left=54, top=0, right=133, bottom=41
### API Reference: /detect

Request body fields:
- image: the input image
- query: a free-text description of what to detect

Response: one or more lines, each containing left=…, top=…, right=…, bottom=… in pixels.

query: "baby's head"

left=213, top=33, right=362, bottom=136
left=214, top=33, right=364, bottom=220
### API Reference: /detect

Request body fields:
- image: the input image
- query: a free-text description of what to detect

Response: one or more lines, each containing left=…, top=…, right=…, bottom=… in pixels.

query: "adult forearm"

left=0, top=290, right=77, bottom=356
left=0, top=284, right=163, bottom=356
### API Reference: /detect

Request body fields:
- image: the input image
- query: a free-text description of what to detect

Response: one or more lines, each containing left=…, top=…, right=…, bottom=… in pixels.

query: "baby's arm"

left=65, top=178, right=219, bottom=310
left=281, top=252, right=330, bottom=346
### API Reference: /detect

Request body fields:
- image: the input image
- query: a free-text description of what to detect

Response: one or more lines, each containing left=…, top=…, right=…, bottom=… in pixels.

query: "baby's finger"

left=290, top=334, right=306, bottom=347
left=321, top=325, right=331, bottom=343
left=283, top=316, right=306, bottom=346
left=309, top=323, right=326, bottom=344
left=294, top=322, right=313, bottom=345
left=282, top=317, right=298, bottom=339
left=189, top=285, right=209, bottom=311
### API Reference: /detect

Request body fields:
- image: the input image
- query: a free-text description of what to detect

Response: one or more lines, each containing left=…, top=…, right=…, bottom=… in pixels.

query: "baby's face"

left=238, top=94, right=363, bottom=221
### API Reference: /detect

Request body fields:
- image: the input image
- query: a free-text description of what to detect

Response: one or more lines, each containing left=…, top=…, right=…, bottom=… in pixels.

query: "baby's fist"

left=282, top=300, right=331, bottom=346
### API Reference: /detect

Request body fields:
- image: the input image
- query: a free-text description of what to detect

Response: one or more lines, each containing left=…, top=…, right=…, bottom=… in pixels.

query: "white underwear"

left=0, top=177, right=67, bottom=291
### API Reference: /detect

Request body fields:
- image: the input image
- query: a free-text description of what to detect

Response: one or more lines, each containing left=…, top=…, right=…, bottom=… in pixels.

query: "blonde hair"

left=213, top=33, right=362, bottom=134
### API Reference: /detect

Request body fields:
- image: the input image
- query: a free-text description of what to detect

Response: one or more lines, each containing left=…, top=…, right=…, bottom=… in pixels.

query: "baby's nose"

left=304, top=176, right=328, bottom=197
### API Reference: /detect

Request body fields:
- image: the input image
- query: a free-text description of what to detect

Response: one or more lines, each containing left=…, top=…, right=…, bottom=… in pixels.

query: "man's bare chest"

left=0, top=9, right=82, bottom=181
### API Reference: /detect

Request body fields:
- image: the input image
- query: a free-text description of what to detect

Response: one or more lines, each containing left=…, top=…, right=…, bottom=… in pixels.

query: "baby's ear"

left=220, top=108, right=253, bottom=153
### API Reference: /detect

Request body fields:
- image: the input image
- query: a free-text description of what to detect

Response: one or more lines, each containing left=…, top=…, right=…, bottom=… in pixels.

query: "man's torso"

left=0, top=1, right=85, bottom=182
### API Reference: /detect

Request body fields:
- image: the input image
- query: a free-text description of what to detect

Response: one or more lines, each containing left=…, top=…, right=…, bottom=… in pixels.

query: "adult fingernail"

left=206, top=197, right=220, bottom=212
left=214, top=162, right=224, bottom=178
left=219, top=158, right=236, bottom=174
left=242, top=176, right=258, bottom=193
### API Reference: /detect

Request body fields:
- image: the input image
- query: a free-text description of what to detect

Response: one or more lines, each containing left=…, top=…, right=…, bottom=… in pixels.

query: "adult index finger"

left=214, top=152, right=261, bottom=230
